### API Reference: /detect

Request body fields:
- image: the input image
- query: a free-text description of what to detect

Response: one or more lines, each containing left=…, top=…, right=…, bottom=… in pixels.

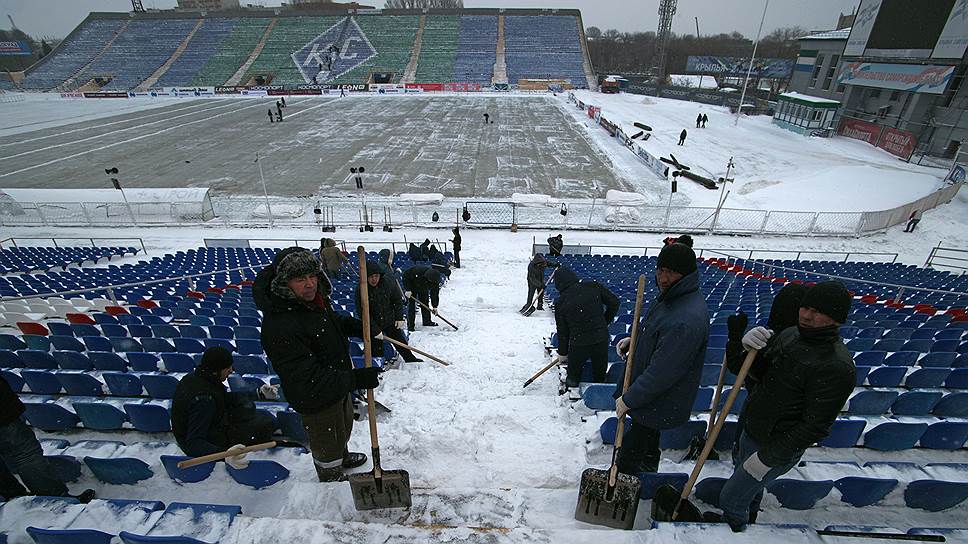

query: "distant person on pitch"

left=678, top=129, right=687, bottom=146
left=904, top=209, right=921, bottom=232
left=484, top=112, right=490, bottom=124
left=702, top=113, right=708, bottom=128
left=696, top=114, right=702, bottom=128
left=267, top=109, right=274, bottom=123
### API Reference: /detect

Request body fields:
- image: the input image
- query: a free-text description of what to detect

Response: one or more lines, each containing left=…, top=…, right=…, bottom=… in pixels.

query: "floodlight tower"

left=131, top=0, right=146, bottom=13
left=652, top=0, right=677, bottom=83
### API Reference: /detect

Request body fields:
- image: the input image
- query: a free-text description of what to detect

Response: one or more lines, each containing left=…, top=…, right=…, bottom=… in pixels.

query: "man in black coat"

left=0, top=375, right=94, bottom=502
left=451, top=227, right=462, bottom=268
left=355, top=260, right=420, bottom=362
left=255, top=247, right=382, bottom=482
left=171, top=347, right=276, bottom=463
left=547, top=234, right=564, bottom=256
left=402, top=264, right=448, bottom=330
left=714, top=281, right=856, bottom=532
left=554, top=266, right=620, bottom=387
left=521, top=254, right=549, bottom=312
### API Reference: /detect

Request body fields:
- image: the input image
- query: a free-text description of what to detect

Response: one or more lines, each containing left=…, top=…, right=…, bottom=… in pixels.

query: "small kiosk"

left=772, top=92, right=840, bottom=135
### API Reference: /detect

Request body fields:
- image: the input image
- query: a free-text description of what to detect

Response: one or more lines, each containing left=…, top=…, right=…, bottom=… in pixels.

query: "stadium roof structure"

left=798, top=28, right=851, bottom=41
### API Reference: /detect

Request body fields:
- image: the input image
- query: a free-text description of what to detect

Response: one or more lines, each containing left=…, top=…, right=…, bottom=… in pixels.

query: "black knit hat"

left=272, top=247, right=320, bottom=283
left=657, top=243, right=697, bottom=276
left=801, top=281, right=852, bottom=324
left=365, top=259, right=383, bottom=276
left=199, top=346, right=233, bottom=372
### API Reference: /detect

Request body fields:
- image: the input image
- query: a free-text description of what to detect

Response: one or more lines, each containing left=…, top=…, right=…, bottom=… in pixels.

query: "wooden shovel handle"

left=523, top=357, right=559, bottom=388
left=407, top=294, right=458, bottom=330
left=359, top=247, right=382, bottom=478
left=607, top=275, right=647, bottom=489
left=677, top=349, right=759, bottom=511
left=382, top=335, right=451, bottom=366
left=176, top=441, right=276, bottom=468
left=706, top=353, right=729, bottom=436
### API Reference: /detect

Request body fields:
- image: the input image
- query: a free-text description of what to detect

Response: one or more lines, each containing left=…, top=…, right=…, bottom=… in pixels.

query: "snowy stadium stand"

left=12, top=9, right=593, bottom=91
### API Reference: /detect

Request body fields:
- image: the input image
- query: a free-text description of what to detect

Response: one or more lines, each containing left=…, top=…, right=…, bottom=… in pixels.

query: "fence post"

left=807, top=213, right=820, bottom=235
left=759, top=211, right=771, bottom=234
left=36, top=205, right=48, bottom=226
left=894, top=286, right=906, bottom=305
left=80, top=203, right=93, bottom=225
left=587, top=198, right=596, bottom=226
left=106, top=288, right=118, bottom=305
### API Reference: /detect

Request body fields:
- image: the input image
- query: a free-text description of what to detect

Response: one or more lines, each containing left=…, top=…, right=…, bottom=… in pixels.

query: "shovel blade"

left=651, top=483, right=702, bottom=523
left=574, top=468, right=641, bottom=530
left=348, top=469, right=412, bottom=510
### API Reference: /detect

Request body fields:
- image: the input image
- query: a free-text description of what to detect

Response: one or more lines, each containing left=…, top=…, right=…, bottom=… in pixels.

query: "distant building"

left=175, top=0, right=240, bottom=10
left=285, top=0, right=375, bottom=10
left=836, top=11, right=855, bottom=30
left=790, top=28, right=850, bottom=103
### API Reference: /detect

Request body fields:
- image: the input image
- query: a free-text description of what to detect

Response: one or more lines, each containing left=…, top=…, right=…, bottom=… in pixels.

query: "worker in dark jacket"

left=355, top=260, right=420, bottom=362
left=407, top=243, right=425, bottom=262
left=402, top=264, right=449, bottom=330
left=547, top=234, right=564, bottom=256
left=452, top=227, right=462, bottom=268
left=615, top=243, right=708, bottom=474
left=521, top=254, right=549, bottom=312
left=554, top=266, right=620, bottom=387
left=171, top=346, right=276, bottom=462
left=714, top=281, right=856, bottom=532
left=377, top=249, right=404, bottom=302
left=255, top=247, right=382, bottom=482
left=0, top=375, right=95, bottom=502
left=320, top=238, right=348, bottom=277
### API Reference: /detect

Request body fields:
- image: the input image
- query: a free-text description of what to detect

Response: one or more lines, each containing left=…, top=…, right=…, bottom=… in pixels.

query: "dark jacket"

left=728, top=325, right=855, bottom=467
left=320, top=238, right=346, bottom=273
left=403, top=265, right=443, bottom=307
left=171, top=370, right=229, bottom=456
left=378, top=249, right=404, bottom=301
left=428, top=246, right=448, bottom=267
left=0, top=375, right=25, bottom=426
left=355, top=276, right=403, bottom=334
left=528, top=255, right=548, bottom=288
left=254, top=251, right=364, bottom=415
left=420, top=239, right=432, bottom=260
left=547, top=236, right=563, bottom=255
left=553, top=267, right=619, bottom=354
left=452, top=230, right=461, bottom=252
left=623, top=271, right=708, bottom=430
left=407, top=243, right=425, bottom=262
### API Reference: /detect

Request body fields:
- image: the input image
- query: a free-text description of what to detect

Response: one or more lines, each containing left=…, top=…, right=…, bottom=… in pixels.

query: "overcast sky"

left=0, top=0, right=859, bottom=40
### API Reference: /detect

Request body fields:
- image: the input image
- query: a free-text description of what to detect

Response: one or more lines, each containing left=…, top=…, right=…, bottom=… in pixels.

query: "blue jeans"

left=0, top=419, right=68, bottom=498
left=719, top=430, right=800, bottom=531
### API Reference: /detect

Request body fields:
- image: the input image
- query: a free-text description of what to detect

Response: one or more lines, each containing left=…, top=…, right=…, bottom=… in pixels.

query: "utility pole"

left=255, top=153, right=273, bottom=227
left=652, top=0, right=678, bottom=83
left=710, top=156, right=735, bottom=233
left=104, top=167, right=137, bottom=225
left=695, top=17, right=703, bottom=90
left=735, top=0, right=770, bottom=126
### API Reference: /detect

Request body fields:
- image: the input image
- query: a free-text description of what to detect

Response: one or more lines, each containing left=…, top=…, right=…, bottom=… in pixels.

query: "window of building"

left=810, top=54, right=824, bottom=87
left=822, top=54, right=840, bottom=90
left=812, top=109, right=824, bottom=121
left=877, top=105, right=891, bottom=119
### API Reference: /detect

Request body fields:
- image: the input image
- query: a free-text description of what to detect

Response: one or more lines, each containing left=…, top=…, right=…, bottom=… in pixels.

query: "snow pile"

left=604, top=206, right=642, bottom=223
left=253, top=204, right=304, bottom=219
left=669, top=74, right=718, bottom=89
left=605, top=190, right=648, bottom=207
left=397, top=193, right=444, bottom=206
left=511, top=193, right=560, bottom=207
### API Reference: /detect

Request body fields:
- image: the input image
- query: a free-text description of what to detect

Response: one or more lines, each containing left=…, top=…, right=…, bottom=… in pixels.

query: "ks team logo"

left=291, top=18, right=377, bottom=84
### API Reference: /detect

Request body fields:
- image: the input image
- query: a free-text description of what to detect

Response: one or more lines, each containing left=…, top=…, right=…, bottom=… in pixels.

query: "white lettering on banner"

left=341, top=36, right=361, bottom=59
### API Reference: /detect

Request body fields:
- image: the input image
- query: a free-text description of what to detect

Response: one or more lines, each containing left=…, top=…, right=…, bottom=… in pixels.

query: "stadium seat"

left=1, top=370, right=25, bottom=391
left=0, top=335, right=27, bottom=351
left=141, top=374, right=179, bottom=399
left=21, top=370, right=63, bottom=394
left=103, top=372, right=143, bottom=396
left=904, top=480, right=968, bottom=512
left=920, top=422, right=968, bottom=450
left=141, top=338, right=176, bottom=353
left=101, top=324, right=128, bottom=338
left=25, top=527, right=114, bottom=544
left=82, top=337, right=113, bottom=353
left=847, top=390, right=898, bottom=415
left=46, top=454, right=82, bottom=483
left=83, top=456, right=154, bottom=485
left=884, top=351, right=919, bottom=366
left=20, top=350, right=59, bottom=370
left=694, top=477, right=727, bottom=508
left=119, top=533, right=208, bottom=544
left=50, top=336, right=86, bottom=353
left=932, top=392, right=968, bottom=417
left=160, top=455, right=216, bottom=484
left=233, top=355, right=268, bottom=375
left=659, top=421, right=706, bottom=450
left=919, top=352, right=957, bottom=368
left=22, top=403, right=80, bottom=431
left=766, top=479, right=834, bottom=510
left=123, top=404, right=171, bottom=433
left=834, top=477, right=898, bottom=507
left=161, top=353, right=195, bottom=373
left=173, top=338, right=204, bottom=354
left=906, top=368, right=950, bottom=388
left=52, top=351, right=93, bottom=370
left=276, top=411, right=308, bottom=442
left=111, top=337, right=143, bottom=353
left=72, top=402, right=127, bottom=430
left=17, top=322, right=49, bottom=336
left=126, top=352, right=160, bottom=371
left=691, top=387, right=714, bottom=412
left=891, top=391, right=942, bottom=416
left=225, top=460, right=290, bottom=489
left=863, top=422, right=928, bottom=451
left=580, top=384, right=616, bottom=410
left=56, top=373, right=104, bottom=396
left=854, top=351, right=886, bottom=367
left=637, top=472, right=688, bottom=500
left=235, top=339, right=264, bottom=355
left=865, top=366, right=906, bottom=387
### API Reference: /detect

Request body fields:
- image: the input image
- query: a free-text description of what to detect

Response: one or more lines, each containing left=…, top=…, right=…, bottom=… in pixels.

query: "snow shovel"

left=407, top=294, right=458, bottom=331
left=176, top=441, right=276, bottom=469
left=522, top=268, right=558, bottom=317
left=381, top=335, right=451, bottom=366
left=651, top=349, right=759, bottom=523
left=522, top=356, right=559, bottom=388
left=574, top=275, right=646, bottom=530
left=348, top=248, right=412, bottom=511
left=683, top=352, right=728, bottom=462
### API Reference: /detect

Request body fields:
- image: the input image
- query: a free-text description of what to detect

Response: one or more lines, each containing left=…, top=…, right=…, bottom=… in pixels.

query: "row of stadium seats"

left=454, top=16, right=498, bottom=84
left=505, top=16, right=586, bottom=85
left=190, top=17, right=271, bottom=86
left=156, top=18, right=236, bottom=88
left=22, top=19, right=128, bottom=90
left=0, top=246, right=138, bottom=275
left=414, top=16, right=460, bottom=84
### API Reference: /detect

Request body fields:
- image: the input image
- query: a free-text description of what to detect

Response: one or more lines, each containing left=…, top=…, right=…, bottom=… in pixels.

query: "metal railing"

left=925, top=242, right=968, bottom=273
left=202, top=238, right=448, bottom=254
left=532, top=241, right=900, bottom=263
left=0, top=236, right=146, bottom=254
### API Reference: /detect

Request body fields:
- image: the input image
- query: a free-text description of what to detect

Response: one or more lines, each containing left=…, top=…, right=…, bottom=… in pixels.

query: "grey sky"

left=1, top=0, right=859, bottom=40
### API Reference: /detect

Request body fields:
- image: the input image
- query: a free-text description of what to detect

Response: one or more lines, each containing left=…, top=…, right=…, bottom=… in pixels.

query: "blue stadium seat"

left=891, top=391, right=942, bottom=416
left=123, top=404, right=171, bottom=432
left=233, top=355, right=268, bottom=375
left=71, top=325, right=100, bottom=338
left=202, top=339, right=234, bottom=351
left=141, top=374, right=179, bottom=399
left=854, top=351, right=886, bottom=367
left=599, top=416, right=632, bottom=445
left=88, top=351, right=127, bottom=371
left=884, top=351, right=919, bottom=367
left=931, top=340, right=961, bottom=353
left=234, top=326, right=260, bottom=340
left=52, top=351, right=92, bottom=370
left=847, top=390, right=898, bottom=415
left=50, top=336, right=86, bottom=353
left=932, top=392, right=968, bottom=417
left=865, top=366, right=906, bottom=387
left=766, top=479, right=834, bottom=510
left=20, top=350, right=58, bottom=370
left=22, top=403, right=79, bottom=431
left=173, top=338, right=204, bottom=354
left=160, top=455, right=215, bottom=484
left=694, top=477, right=727, bottom=508
left=716, top=388, right=747, bottom=414
left=46, top=454, right=82, bottom=483
left=178, top=325, right=207, bottom=339
left=637, top=472, right=688, bottom=500
left=25, top=527, right=114, bottom=544
left=161, top=353, right=195, bottom=373
left=858, top=327, right=885, bottom=339
left=818, top=419, right=866, bottom=448
left=208, top=326, right=234, bottom=340
left=82, top=337, right=113, bottom=353
left=21, top=370, right=63, bottom=394
left=276, top=411, right=308, bottom=442
left=0, top=350, right=23, bottom=369
left=23, top=336, right=50, bottom=352
left=704, top=348, right=725, bottom=364
left=111, top=338, right=143, bottom=353
left=119, top=533, right=208, bottom=544
left=103, top=372, right=143, bottom=396
left=581, top=384, right=616, bottom=410
left=56, top=373, right=104, bottom=396
left=904, top=480, right=968, bottom=512
left=225, top=460, right=290, bottom=489
left=141, top=338, right=176, bottom=353
left=920, top=422, right=968, bottom=450
left=101, top=324, right=128, bottom=338
left=873, top=339, right=906, bottom=353
left=919, top=352, right=957, bottom=368
left=127, top=324, right=153, bottom=338
left=659, top=421, right=706, bottom=449
left=0, top=335, right=27, bottom=351
left=235, top=339, right=264, bottom=355
left=902, top=340, right=935, bottom=353
left=126, top=352, right=159, bottom=371
left=906, top=368, right=950, bottom=388
left=0, top=370, right=25, bottom=391
left=863, top=422, right=928, bottom=451
left=83, top=456, right=153, bottom=485
left=46, top=322, right=74, bottom=337
left=72, top=402, right=127, bottom=430
left=691, top=387, right=714, bottom=412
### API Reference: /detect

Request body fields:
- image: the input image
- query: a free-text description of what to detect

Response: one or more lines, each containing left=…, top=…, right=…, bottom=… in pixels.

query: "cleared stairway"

left=492, top=15, right=508, bottom=85
left=401, top=14, right=426, bottom=84
left=53, top=20, right=131, bottom=92
left=227, top=18, right=278, bottom=86
left=137, top=19, right=205, bottom=91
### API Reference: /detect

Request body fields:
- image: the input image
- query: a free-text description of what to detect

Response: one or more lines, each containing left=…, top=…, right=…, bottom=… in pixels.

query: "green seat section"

left=192, top=18, right=272, bottom=86
left=332, top=15, right=419, bottom=84
left=414, top=16, right=459, bottom=84
left=245, top=16, right=344, bottom=85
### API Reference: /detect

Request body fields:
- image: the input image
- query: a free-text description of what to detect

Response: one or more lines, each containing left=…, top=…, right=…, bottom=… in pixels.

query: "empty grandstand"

left=10, top=9, right=595, bottom=91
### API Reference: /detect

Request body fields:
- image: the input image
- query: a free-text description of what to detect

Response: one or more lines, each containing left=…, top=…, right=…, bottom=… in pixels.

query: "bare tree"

left=586, top=26, right=602, bottom=40
left=384, top=0, right=464, bottom=8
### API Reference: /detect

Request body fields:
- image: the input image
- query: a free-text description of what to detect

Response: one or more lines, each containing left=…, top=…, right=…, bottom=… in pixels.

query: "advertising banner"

left=444, top=82, right=481, bottom=92
left=165, top=87, right=215, bottom=97
left=59, top=92, right=84, bottom=99
left=127, top=92, right=154, bottom=98
left=0, top=41, right=31, bottom=56
left=370, top=83, right=405, bottom=93
left=933, top=0, right=968, bottom=59
left=287, top=88, right=322, bottom=96
left=83, top=91, right=127, bottom=99
left=295, top=83, right=367, bottom=91
left=659, top=87, right=691, bottom=101
left=406, top=83, right=443, bottom=91
left=215, top=86, right=246, bottom=94
left=634, top=145, right=670, bottom=179
left=838, top=117, right=879, bottom=145
left=944, top=162, right=967, bottom=185
left=599, top=117, right=617, bottom=137
left=838, top=117, right=918, bottom=159
left=837, top=62, right=955, bottom=94
left=686, top=56, right=794, bottom=78
left=241, top=90, right=268, bottom=96
left=844, top=0, right=882, bottom=56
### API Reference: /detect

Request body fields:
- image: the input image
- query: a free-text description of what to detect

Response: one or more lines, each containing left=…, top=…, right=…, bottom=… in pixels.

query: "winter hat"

left=801, top=281, right=852, bottom=324
left=676, top=234, right=694, bottom=248
left=554, top=266, right=579, bottom=292
left=364, top=260, right=383, bottom=276
left=657, top=243, right=697, bottom=276
left=270, top=247, right=321, bottom=301
left=767, top=283, right=809, bottom=332
left=198, top=346, right=233, bottom=372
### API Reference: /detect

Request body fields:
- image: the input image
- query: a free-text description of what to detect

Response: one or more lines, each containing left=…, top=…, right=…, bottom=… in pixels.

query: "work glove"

left=258, top=384, right=280, bottom=401
left=405, top=291, right=412, bottom=298
left=375, top=332, right=385, bottom=340
left=431, top=307, right=438, bottom=315
left=225, top=444, right=250, bottom=470
left=353, top=367, right=381, bottom=389
left=616, top=396, right=630, bottom=418
left=615, top=337, right=631, bottom=359
left=742, top=452, right=772, bottom=482
left=727, top=312, right=749, bottom=341
left=742, top=326, right=773, bottom=351
left=395, top=320, right=406, bottom=329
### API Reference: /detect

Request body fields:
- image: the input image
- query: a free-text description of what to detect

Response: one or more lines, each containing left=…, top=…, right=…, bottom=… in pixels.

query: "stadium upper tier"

left=14, top=9, right=594, bottom=91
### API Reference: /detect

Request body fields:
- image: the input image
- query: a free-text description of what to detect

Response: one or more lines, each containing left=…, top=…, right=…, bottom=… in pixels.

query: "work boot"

left=342, top=452, right=368, bottom=469
left=72, top=489, right=96, bottom=504
left=316, top=468, right=346, bottom=482
left=423, top=321, right=438, bottom=327
left=701, top=511, right=724, bottom=524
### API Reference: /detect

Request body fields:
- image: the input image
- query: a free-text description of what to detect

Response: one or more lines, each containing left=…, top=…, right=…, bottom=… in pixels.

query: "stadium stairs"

left=137, top=19, right=205, bottom=91
left=492, top=15, right=508, bottom=85
left=401, top=14, right=426, bottom=84
left=52, top=20, right=131, bottom=93
left=226, top=18, right=278, bottom=87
